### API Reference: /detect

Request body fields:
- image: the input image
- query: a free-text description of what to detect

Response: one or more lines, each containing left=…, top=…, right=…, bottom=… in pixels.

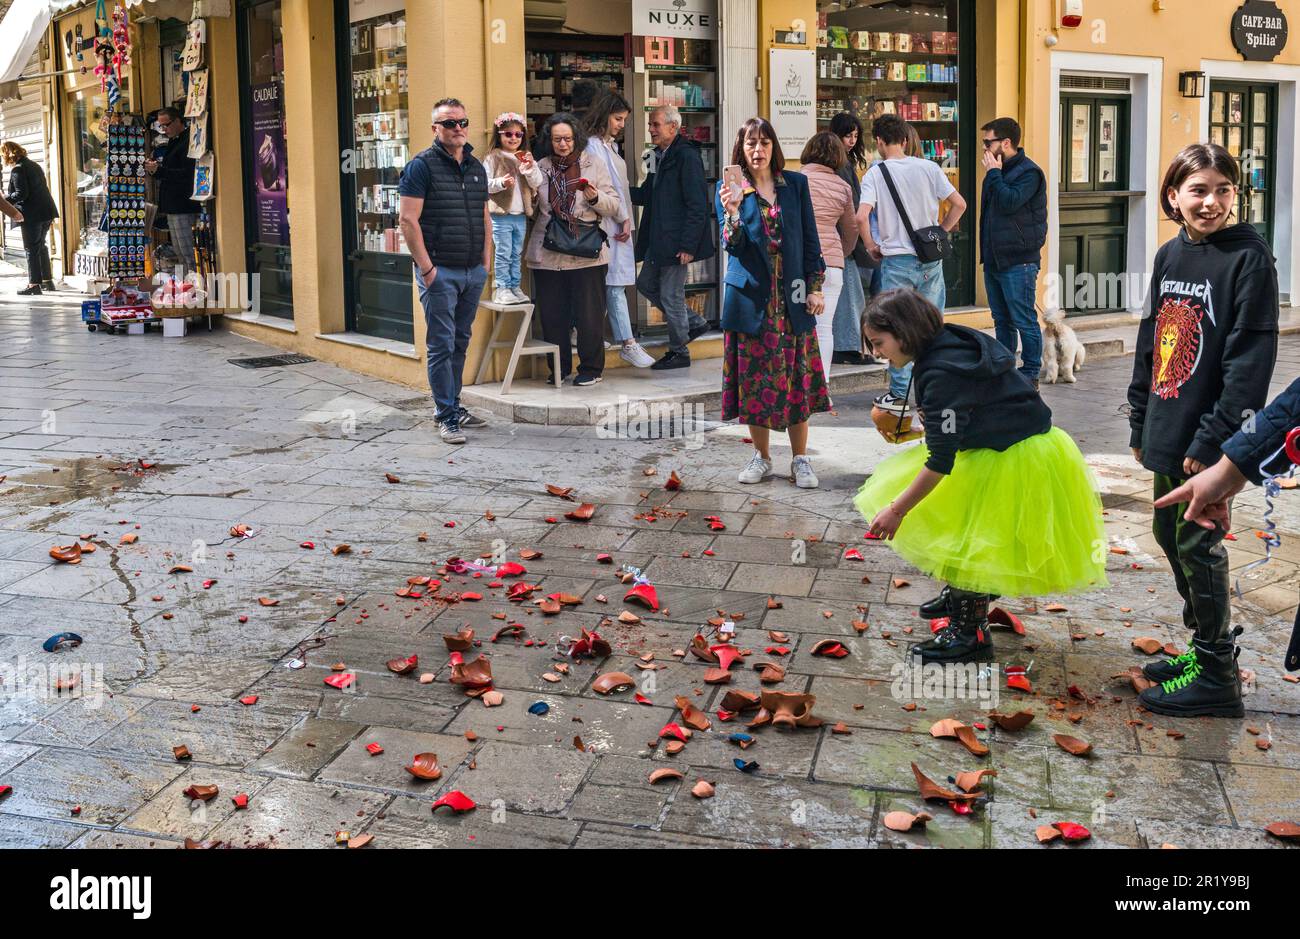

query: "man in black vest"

left=399, top=98, right=493, bottom=444
left=979, top=117, right=1048, bottom=388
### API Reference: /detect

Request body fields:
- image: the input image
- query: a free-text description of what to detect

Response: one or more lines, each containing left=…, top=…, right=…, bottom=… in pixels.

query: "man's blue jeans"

left=880, top=253, right=946, bottom=399
left=417, top=264, right=488, bottom=422
left=985, top=263, right=1042, bottom=381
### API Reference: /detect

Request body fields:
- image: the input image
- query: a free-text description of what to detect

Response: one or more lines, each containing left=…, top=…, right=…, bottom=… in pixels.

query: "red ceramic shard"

left=954, top=768, right=998, bottom=793
left=450, top=657, right=493, bottom=688
left=1053, top=734, right=1093, bottom=756
left=299, top=541, right=315, bottom=550
left=596, top=553, right=613, bottom=564
left=231, top=793, right=249, bottom=809
left=765, top=646, right=791, bottom=656
left=323, top=673, right=355, bottom=690
left=366, top=742, right=384, bottom=756
left=988, top=710, right=1035, bottom=732
left=507, top=582, right=538, bottom=600
left=1053, top=821, right=1091, bottom=842
left=183, top=784, right=219, bottom=802
left=496, top=562, right=526, bottom=578
left=431, top=791, right=476, bottom=813
left=760, top=691, right=816, bottom=728
left=592, top=671, right=636, bottom=695
left=404, top=752, right=442, bottom=780
left=949, top=800, right=973, bottom=816
left=665, top=471, right=683, bottom=491
left=703, top=668, right=732, bottom=684
left=810, top=639, right=849, bottom=658
left=443, top=629, right=475, bottom=652
left=1265, top=821, right=1300, bottom=840
left=883, top=810, right=933, bottom=832
left=536, top=597, right=562, bottom=615
left=659, top=722, right=688, bottom=742
left=0, top=786, right=11, bottom=800
left=709, top=644, right=743, bottom=671
left=565, top=503, right=596, bottom=521
left=387, top=654, right=419, bottom=674
left=624, top=583, right=659, bottom=611
left=634, top=692, right=652, bottom=705
left=385, top=473, right=401, bottom=484
left=720, top=690, right=761, bottom=712
left=649, top=768, right=684, bottom=784
left=460, top=592, right=483, bottom=601
left=1005, top=665, right=1032, bottom=693
left=1036, top=824, right=1062, bottom=843
left=706, top=517, right=726, bottom=531
left=674, top=695, right=712, bottom=731
left=716, top=709, right=735, bottom=721
left=239, top=695, right=258, bottom=706
left=332, top=544, right=352, bottom=555
left=689, top=634, right=718, bottom=663
left=545, top=484, right=575, bottom=500
left=49, top=543, right=83, bottom=564
left=987, top=607, right=1026, bottom=636
left=491, top=623, right=526, bottom=643
left=754, top=661, right=786, bottom=684
left=910, top=762, right=979, bottom=803
left=843, top=548, right=864, bottom=561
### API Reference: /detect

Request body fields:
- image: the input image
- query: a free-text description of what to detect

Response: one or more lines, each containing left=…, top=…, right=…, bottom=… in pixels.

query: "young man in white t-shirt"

left=860, top=114, right=967, bottom=414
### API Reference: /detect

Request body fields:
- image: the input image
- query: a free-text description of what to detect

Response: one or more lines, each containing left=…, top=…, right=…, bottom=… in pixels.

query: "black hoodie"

left=1127, top=224, right=1279, bottom=477
left=913, top=324, right=1053, bottom=475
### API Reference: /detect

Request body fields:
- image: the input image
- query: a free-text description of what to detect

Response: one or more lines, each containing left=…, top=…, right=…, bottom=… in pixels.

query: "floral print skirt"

left=721, top=294, right=831, bottom=431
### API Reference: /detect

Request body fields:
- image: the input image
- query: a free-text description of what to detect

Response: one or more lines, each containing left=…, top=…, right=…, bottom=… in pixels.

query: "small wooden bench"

left=474, top=300, right=562, bottom=395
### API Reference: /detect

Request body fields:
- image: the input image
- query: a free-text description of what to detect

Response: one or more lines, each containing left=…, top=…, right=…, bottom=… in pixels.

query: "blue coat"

left=715, top=171, right=825, bottom=337
left=978, top=149, right=1047, bottom=273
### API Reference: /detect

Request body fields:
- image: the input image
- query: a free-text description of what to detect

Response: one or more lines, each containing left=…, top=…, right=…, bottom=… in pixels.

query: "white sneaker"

left=873, top=392, right=911, bottom=416
left=510, top=287, right=531, bottom=304
left=619, top=341, right=655, bottom=369
left=791, top=455, right=819, bottom=489
left=492, top=287, right=517, bottom=305
left=738, top=451, right=773, bottom=484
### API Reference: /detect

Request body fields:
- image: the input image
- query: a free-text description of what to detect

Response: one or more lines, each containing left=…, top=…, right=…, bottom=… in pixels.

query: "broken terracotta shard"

left=720, top=690, right=761, bottom=713
left=883, top=810, right=933, bottom=832
left=911, top=763, right=980, bottom=803
left=449, top=657, right=493, bottom=688
left=760, top=691, right=816, bottom=728
left=592, top=671, right=637, bottom=695
left=987, top=710, right=1035, bottom=732
left=404, top=753, right=442, bottom=780
left=648, top=768, right=684, bottom=785
left=1053, top=734, right=1093, bottom=757
left=674, top=695, right=712, bottom=731
left=387, top=654, right=419, bottom=675
left=443, top=629, right=475, bottom=652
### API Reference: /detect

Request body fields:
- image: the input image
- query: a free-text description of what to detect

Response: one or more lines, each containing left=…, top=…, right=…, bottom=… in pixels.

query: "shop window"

left=69, top=90, right=111, bottom=274
left=239, top=0, right=293, bottom=318
left=815, top=0, right=975, bottom=307
left=338, top=0, right=412, bottom=342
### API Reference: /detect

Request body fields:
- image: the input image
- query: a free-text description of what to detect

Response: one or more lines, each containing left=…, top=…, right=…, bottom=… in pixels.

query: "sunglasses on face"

left=435, top=119, right=470, bottom=130
left=982, top=137, right=1006, bottom=148
left=500, top=131, right=523, bottom=139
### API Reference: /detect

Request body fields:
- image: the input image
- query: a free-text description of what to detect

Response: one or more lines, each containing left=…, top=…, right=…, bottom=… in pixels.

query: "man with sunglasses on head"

left=399, top=98, right=493, bottom=445
left=979, top=117, right=1047, bottom=389
left=144, top=107, right=201, bottom=280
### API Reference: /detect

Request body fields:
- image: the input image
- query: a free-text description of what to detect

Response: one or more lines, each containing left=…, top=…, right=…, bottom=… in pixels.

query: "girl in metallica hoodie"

left=1127, top=142, right=1279, bottom=719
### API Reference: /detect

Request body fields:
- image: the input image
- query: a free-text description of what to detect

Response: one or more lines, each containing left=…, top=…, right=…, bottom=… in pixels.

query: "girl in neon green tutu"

left=856, top=289, right=1108, bottom=664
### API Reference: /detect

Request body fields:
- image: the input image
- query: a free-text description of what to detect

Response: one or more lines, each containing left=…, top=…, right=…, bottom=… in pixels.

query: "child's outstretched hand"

left=869, top=504, right=905, bottom=540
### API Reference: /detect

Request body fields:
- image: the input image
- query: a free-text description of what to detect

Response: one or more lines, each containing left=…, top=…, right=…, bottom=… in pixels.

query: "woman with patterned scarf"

left=524, top=112, right=622, bottom=386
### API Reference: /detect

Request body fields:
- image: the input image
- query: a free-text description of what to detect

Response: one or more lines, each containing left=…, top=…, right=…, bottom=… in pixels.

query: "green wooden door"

left=1058, top=93, right=1130, bottom=314
left=1209, top=81, right=1276, bottom=246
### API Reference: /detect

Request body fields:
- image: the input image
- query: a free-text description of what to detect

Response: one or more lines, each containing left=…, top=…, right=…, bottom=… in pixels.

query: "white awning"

left=0, top=0, right=82, bottom=85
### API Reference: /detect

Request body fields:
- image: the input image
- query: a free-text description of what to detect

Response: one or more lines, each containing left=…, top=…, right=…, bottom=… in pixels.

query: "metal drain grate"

left=228, top=354, right=317, bottom=369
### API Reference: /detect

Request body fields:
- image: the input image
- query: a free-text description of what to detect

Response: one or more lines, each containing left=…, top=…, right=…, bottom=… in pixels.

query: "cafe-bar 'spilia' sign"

left=1232, top=0, right=1288, bottom=61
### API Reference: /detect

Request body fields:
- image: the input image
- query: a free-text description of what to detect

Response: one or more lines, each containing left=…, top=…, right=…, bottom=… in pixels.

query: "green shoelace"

left=1161, top=658, right=1203, bottom=693
left=1165, top=646, right=1197, bottom=669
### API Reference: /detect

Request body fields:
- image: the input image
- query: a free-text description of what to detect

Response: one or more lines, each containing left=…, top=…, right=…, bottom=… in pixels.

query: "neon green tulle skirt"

left=854, top=427, right=1108, bottom=598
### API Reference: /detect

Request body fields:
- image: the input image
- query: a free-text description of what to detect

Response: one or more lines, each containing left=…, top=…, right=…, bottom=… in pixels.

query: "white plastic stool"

left=474, top=300, right=561, bottom=395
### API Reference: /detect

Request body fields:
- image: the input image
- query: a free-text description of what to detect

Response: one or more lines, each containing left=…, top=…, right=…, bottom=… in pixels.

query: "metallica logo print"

left=1152, top=278, right=1215, bottom=400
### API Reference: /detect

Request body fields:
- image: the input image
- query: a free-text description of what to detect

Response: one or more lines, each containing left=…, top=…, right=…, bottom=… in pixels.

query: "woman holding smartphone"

left=716, top=117, right=829, bottom=490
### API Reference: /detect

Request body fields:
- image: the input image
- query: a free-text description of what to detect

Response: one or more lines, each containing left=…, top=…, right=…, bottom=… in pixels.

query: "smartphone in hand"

left=722, top=164, right=746, bottom=194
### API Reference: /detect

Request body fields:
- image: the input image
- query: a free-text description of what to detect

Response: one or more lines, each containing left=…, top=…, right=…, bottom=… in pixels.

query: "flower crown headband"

left=494, top=112, right=526, bottom=129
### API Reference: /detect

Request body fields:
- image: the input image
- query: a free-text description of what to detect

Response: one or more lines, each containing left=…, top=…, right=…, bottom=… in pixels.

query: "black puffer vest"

left=413, top=141, right=489, bottom=268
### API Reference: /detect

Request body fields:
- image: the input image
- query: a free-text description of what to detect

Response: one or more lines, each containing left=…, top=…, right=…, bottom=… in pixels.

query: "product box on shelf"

left=894, top=33, right=912, bottom=53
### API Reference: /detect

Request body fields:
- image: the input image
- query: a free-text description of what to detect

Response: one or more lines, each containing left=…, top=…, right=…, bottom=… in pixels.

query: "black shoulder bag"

left=878, top=162, right=952, bottom=264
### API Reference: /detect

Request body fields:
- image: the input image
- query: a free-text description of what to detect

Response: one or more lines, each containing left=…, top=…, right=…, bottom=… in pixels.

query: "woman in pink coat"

left=797, top=132, right=861, bottom=387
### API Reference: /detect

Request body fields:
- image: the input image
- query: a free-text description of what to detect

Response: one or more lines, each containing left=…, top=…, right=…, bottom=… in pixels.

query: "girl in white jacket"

left=484, top=112, right=544, bottom=304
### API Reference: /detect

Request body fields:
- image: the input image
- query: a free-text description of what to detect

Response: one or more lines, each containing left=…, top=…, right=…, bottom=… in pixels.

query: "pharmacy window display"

left=338, top=0, right=413, bottom=342
left=815, top=0, right=976, bottom=306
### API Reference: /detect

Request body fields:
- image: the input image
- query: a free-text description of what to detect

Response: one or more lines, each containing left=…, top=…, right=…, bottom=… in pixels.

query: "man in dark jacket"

left=3, top=142, right=59, bottom=294
left=979, top=117, right=1047, bottom=386
left=1154, top=376, right=1300, bottom=673
left=631, top=107, right=715, bottom=370
left=145, top=107, right=201, bottom=278
left=398, top=98, right=492, bottom=444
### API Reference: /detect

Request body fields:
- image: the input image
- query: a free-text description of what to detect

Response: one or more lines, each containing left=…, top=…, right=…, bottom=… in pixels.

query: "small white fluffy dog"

left=1039, top=307, right=1086, bottom=384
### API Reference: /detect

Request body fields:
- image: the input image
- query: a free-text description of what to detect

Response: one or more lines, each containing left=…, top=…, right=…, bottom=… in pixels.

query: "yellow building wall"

left=1025, top=0, right=1300, bottom=251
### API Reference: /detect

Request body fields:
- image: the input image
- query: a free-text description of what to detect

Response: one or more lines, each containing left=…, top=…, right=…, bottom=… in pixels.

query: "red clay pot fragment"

left=592, top=671, right=637, bottom=695
left=405, top=753, right=442, bottom=780
left=760, top=691, right=816, bottom=728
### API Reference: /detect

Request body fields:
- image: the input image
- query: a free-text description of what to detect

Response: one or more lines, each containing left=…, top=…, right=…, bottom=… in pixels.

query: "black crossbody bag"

left=878, top=162, right=952, bottom=264
left=543, top=215, right=608, bottom=259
